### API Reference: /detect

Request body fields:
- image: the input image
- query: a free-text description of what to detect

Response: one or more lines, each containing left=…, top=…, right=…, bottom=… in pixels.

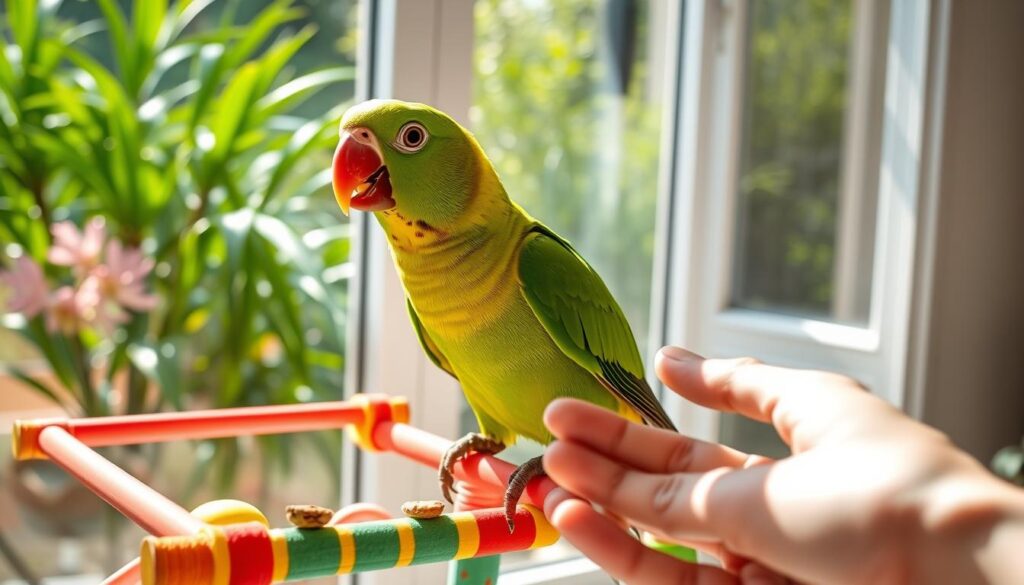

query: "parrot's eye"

left=394, top=122, right=428, bottom=153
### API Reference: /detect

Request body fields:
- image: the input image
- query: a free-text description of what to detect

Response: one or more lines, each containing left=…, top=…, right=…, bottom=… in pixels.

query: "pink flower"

left=0, top=256, right=49, bottom=317
left=48, top=217, right=107, bottom=276
left=46, top=286, right=89, bottom=335
left=88, top=240, right=158, bottom=312
left=77, top=277, right=129, bottom=334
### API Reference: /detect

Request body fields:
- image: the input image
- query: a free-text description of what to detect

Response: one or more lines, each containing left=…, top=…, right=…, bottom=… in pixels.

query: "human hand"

left=542, top=346, right=1024, bottom=584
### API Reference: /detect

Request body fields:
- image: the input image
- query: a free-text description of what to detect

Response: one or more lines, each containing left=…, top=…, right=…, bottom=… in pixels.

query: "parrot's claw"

left=504, top=455, right=545, bottom=532
left=439, top=432, right=505, bottom=504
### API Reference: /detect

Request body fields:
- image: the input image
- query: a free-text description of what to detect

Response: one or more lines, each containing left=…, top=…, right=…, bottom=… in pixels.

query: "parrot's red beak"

left=332, top=129, right=396, bottom=215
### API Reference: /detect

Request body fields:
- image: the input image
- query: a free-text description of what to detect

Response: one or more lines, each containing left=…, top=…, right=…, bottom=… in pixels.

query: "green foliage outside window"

left=732, top=0, right=855, bottom=320
left=473, top=0, right=665, bottom=358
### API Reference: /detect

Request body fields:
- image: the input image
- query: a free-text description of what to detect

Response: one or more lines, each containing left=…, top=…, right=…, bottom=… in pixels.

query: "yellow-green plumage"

left=339, top=99, right=675, bottom=448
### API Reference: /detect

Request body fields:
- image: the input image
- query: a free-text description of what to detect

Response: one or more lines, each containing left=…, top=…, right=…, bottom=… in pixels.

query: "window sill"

left=715, top=309, right=881, bottom=353
left=499, top=557, right=605, bottom=585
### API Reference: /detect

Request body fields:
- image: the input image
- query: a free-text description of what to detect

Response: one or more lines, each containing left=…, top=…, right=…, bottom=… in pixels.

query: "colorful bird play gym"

left=10, top=394, right=563, bottom=585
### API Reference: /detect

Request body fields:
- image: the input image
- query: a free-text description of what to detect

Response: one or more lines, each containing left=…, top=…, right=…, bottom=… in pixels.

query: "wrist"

left=972, top=479, right=1024, bottom=584
left=911, top=458, right=1024, bottom=584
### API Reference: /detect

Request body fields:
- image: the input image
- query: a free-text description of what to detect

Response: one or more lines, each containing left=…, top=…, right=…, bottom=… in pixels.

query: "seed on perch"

left=401, top=500, right=445, bottom=519
left=286, top=504, right=334, bottom=528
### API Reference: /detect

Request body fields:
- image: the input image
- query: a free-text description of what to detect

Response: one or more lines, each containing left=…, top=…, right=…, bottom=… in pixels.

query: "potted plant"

left=1, top=0, right=356, bottom=572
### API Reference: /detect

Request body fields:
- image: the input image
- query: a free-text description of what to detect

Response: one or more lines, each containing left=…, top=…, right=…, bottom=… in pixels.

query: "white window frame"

left=657, top=0, right=946, bottom=445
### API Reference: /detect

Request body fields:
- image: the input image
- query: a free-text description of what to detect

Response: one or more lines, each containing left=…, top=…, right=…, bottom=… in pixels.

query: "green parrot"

left=331, top=99, right=676, bottom=528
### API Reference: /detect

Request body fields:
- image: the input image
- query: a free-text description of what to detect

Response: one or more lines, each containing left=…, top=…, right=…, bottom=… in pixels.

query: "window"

left=731, top=0, right=876, bottom=325
left=661, top=0, right=931, bottom=462
left=353, top=0, right=938, bottom=583
left=717, top=0, right=889, bottom=456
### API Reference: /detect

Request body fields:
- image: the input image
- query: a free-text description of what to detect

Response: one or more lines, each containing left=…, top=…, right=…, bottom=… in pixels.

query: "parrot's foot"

left=503, top=455, right=545, bottom=532
left=439, top=432, right=505, bottom=504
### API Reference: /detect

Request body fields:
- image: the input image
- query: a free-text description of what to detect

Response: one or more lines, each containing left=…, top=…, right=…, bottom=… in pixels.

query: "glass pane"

left=473, top=0, right=668, bottom=357
left=0, top=1, right=358, bottom=582
left=472, top=0, right=671, bottom=573
left=730, top=0, right=874, bottom=324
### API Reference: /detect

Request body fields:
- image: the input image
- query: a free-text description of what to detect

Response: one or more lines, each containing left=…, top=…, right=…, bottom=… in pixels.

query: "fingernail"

left=659, top=345, right=702, bottom=362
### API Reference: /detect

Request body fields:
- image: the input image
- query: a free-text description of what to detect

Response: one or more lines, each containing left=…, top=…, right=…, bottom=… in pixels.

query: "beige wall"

left=915, top=0, right=1024, bottom=461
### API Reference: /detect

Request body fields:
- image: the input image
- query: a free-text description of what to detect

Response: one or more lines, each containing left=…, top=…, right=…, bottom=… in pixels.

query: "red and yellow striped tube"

left=140, top=506, right=558, bottom=585
left=12, top=395, right=409, bottom=461
left=346, top=394, right=410, bottom=452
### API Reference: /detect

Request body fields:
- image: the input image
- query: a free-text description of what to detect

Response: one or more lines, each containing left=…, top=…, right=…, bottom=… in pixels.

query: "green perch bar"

left=140, top=505, right=558, bottom=584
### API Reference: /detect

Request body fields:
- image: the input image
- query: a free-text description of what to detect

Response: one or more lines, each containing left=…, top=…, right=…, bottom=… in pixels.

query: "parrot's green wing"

left=407, top=298, right=457, bottom=379
left=517, top=226, right=677, bottom=431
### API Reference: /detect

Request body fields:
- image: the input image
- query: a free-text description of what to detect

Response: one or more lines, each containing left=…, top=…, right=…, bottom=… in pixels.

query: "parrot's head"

left=332, top=99, right=482, bottom=231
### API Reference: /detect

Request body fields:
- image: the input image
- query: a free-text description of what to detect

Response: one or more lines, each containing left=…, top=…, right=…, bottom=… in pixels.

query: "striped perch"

left=140, top=505, right=558, bottom=585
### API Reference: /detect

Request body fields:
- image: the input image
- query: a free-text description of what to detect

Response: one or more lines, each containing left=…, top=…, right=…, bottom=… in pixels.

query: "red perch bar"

left=36, top=426, right=203, bottom=537
left=14, top=396, right=552, bottom=516
left=13, top=400, right=377, bottom=459
left=372, top=421, right=559, bottom=509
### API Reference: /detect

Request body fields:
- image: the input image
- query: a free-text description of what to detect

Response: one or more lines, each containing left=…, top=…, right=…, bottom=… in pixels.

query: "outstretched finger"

left=654, top=346, right=883, bottom=449
left=545, top=496, right=738, bottom=585
left=544, top=398, right=759, bottom=472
